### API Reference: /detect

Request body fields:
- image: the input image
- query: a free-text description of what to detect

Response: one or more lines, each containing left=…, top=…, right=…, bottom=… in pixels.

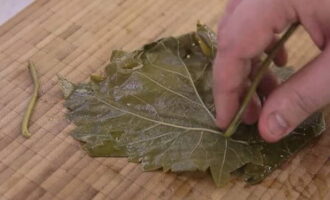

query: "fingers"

left=259, top=48, right=330, bottom=142
left=242, top=93, right=261, bottom=124
left=218, top=0, right=243, bottom=31
left=266, top=37, right=288, bottom=66
left=225, top=0, right=242, bottom=14
left=213, top=56, right=252, bottom=129
left=214, top=0, right=297, bottom=128
left=258, top=69, right=279, bottom=98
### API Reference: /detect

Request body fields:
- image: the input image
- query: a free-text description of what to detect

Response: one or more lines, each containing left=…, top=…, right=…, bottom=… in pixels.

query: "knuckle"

left=287, top=88, right=315, bottom=116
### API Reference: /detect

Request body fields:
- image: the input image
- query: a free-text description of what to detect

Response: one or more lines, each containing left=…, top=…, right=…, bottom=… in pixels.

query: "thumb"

left=259, top=48, right=330, bottom=142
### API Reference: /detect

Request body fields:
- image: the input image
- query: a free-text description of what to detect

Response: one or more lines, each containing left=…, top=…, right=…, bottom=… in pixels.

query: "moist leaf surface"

left=60, top=24, right=325, bottom=187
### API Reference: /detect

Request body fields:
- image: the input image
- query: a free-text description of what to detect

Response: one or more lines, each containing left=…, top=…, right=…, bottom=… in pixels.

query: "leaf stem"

left=22, top=61, right=40, bottom=138
left=224, top=23, right=300, bottom=138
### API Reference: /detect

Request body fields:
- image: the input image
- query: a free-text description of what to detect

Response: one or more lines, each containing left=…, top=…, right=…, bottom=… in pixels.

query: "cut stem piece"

left=224, top=23, right=300, bottom=138
left=21, top=61, right=40, bottom=138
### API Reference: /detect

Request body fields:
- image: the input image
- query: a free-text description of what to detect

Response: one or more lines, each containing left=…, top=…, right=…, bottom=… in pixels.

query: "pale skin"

left=214, top=0, right=330, bottom=142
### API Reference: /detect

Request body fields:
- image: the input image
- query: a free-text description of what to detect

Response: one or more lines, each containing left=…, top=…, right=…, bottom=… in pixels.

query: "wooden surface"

left=0, top=0, right=329, bottom=199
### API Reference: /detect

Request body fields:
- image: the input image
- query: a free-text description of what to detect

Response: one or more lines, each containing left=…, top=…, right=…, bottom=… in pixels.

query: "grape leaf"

left=59, top=24, right=325, bottom=187
left=231, top=67, right=325, bottom=184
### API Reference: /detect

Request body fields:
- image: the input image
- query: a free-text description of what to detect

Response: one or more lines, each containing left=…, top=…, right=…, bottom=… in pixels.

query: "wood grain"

left=0, top=0, right=329, bottom=199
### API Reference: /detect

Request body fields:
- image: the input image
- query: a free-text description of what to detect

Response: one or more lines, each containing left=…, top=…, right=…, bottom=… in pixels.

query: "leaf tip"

left=57, top=74, right=75, bottom=99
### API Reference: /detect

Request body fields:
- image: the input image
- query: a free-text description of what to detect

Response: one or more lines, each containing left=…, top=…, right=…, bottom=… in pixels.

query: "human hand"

left=214, top=0, right=330, bottom=142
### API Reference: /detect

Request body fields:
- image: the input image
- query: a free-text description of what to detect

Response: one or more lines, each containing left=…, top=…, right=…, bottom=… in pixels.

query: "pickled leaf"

left=60, top=24, right=325, bottom=187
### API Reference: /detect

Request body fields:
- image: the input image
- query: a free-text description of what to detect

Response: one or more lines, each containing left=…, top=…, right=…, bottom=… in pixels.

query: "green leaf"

left=60, top=24, right=325, bottom=187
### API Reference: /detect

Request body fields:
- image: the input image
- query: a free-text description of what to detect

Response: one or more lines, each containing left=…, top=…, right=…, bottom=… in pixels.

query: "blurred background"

left=0, top=0, right=34, bottom=25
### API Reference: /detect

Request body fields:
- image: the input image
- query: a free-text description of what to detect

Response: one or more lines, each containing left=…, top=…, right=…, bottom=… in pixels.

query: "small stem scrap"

left=224, top=23, right=300, bottom=138
left=22, top=61, right=40, bottom=138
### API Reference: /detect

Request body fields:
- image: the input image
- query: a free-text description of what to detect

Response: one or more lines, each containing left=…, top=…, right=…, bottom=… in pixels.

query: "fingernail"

left=267, top=112, right=289, bottom=137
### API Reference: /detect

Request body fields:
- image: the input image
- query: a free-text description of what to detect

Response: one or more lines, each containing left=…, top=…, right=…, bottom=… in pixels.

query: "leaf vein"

left=93, top=96, right=222, bottom=135
left=134, top=71, right=200, bottom=105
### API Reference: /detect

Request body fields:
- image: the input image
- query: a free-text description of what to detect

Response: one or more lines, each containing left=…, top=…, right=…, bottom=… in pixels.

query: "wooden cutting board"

left=0, top=0, right=329, bottom=199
